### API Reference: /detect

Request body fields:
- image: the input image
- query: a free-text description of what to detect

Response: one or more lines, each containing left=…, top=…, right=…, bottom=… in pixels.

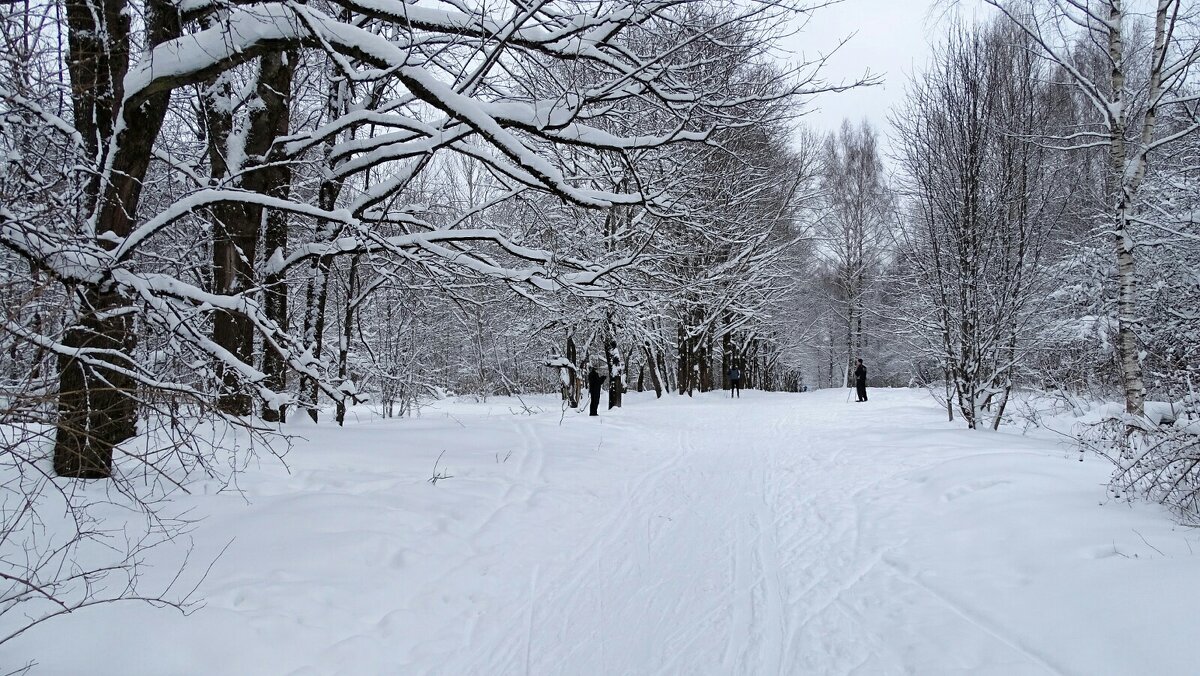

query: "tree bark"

left=1107, top=1, right=1147, bottom=418
left=206, top=51, right=295, bottom=416
left=258, top=51, right=296, bottom=422
left=721, top=323, right=732, bottom=391
left=642, top=342, right=663, bottom=398
left=565, top=332, right=580, bottom=407
left=677, top=322, right=689, bottom=396
left=335, top=255, right=361, bottom=425
left=54, top=0, right=180, bottom=477
left=607, top=343, right=623, bottom=409
left=301, top=254, right=334, bottom=422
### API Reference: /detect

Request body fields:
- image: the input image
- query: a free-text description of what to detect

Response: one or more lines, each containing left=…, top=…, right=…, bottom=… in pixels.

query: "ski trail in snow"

left=450, top=418, right=697, bottom=675
left=17, top=390, right=1196, bottom=676
left=523, top=565, right=538, bottom=676
left=751, top=461, right=785, bottom=675
left=883, top=557, right=1069, bottom=676
left=192, top=392, right=1132, bottom=674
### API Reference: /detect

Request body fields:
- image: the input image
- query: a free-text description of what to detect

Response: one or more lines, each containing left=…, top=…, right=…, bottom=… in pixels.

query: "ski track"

left=425, top=391, right=1065, bottom=675
left=15, top=389, right=1188, bottom=675
left=422, top=392, right=1064, bottom=675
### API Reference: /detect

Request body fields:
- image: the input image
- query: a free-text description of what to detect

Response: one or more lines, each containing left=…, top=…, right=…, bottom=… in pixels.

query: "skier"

left=729, top=364, right=742, bottom=398
left=587, top=365, right=606, bottom=416
left=854, top=358, right=868, bottom=402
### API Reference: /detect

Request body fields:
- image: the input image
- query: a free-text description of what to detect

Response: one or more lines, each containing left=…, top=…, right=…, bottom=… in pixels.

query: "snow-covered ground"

left=6, top=388, right=1198, bottom=675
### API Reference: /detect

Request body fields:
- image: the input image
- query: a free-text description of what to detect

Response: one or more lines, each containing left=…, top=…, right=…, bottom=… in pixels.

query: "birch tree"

left=980, top=0, right=1200, bottom=419
left=818, top=119, right=890, bottom=387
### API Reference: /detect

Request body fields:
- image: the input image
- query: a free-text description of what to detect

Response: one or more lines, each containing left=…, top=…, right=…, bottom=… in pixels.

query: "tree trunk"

left=335, top=255, right=361, bottom=425
left=992, top=384, right=1011, bottom=431
left=721, top=325, right=732, bottom=391
left=209, top=202, right=257, bottom=415
left=606, top=338, right=623, bottom=409
left=700, top=330, right=713, bottom=392
left=642, top=342, right=664, bottom=398
left=261, top=208, right=290, bottom=422
left=259, top=51, right=297, bottom=422
left=54, top=293, right=137, bottom=478
left=300, top=74, right=352, bottom=423
left=1107, top=0, right=1147, bottom=421
left=54, top=0, right=179, bottom=477
left=302, top=255, right=334, bottom=422
left=677, top=322, right=689, bottom=396
left=944, top=365, right=954, bottom=422
left=657, top=347, right=670, bottom=395
left=206, top=51, right=295, bottom=417
left=565, top=332, right=579, bottom=407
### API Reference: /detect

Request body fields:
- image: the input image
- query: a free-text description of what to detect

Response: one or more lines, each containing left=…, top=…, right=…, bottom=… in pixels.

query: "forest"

left=1, top=0, right=1198, bottom=661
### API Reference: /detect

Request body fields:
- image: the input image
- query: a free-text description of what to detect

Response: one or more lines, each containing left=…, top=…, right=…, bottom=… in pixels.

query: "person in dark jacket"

left=854, top=358, right=868, bottom=402
left=587, top=365, right=606, bottom=416
left=729, top=365, right=742, bottom=398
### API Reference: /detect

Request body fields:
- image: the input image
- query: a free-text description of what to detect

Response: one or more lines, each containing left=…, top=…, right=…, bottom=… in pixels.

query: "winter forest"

left=2, top=0, right=1200, bottom=672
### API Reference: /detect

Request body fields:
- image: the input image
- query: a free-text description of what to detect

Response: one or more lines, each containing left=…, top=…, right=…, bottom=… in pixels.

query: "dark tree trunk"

left=258, top=52, right=296, bottom=422
left=206, top=51, right=295, bottom=416
left=209, top=213, right=256, bottom=415
left=335, top=255, right=361, bottom=426
left=301, top=255, right=334, bottom=422
left=261, top=208, right=290, bottom=422
left=697, top=331, right=708, bottom=392
left=565, top=332, right=580, bottom=407
left=638, top=338, right=663, bottom=397
left=54, top=294, right=137, bottom=478
left=606, top=339, right=623, bottom=409
left=54, top=0, right=179, bottom=477
left=721, top=325, right=732, bottom=391
left=300, top=75, right=352, bottom=423
left=677, top=323, right=688, bottom=396
left=656, top=348, right=670, bottom=396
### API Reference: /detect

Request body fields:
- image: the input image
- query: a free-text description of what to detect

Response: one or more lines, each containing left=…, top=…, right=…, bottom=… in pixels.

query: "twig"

left=1133, top=529, right=1165, bottom=557
left=428, top=450, right=453, bottom=485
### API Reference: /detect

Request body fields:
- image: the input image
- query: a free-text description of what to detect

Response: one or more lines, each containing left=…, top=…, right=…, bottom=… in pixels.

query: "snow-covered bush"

left=1083, top=396, right=1200, bottom=524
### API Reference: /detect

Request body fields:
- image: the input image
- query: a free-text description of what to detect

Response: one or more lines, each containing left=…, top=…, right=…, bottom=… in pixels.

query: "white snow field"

left=6, top=388, right=1199, bottom=675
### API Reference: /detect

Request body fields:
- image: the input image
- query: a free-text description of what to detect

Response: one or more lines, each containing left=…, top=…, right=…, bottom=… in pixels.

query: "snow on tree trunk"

left=1107, top=0, right=1146, bottom=420
left=257, top=51, right=295, bottom=423
left=642, top=342, right=664, bottom=398
left=607, top=340, right=623, bottom=410
left=53, top=0, right=179, bottom=477
left=335, top=254, right=361, bottom=426
left=981, top=0, right=1200, bottom=421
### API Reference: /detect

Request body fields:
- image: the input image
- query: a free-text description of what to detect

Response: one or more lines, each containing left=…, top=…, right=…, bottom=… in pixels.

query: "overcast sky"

left=780, top=0, right=997, bottom=156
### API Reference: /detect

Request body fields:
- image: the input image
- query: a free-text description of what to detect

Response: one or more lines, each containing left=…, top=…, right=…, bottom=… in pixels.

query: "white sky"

left=779, top=0, right=996, bottom=155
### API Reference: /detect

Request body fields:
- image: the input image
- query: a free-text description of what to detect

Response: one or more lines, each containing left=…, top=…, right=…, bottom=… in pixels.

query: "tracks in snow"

left=418, top=392, right=1068, bottom=675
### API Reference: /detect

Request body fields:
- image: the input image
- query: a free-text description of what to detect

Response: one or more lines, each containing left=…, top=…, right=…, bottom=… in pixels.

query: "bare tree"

left=893, top=19, right=1060, bottom=429
left=818, top=119, right=891, bottom=387
left=0, top=0, right=845, bottom=476
left=979, top=0, right=1200, bottom=419
left=0, top=0, right=860, bottom=653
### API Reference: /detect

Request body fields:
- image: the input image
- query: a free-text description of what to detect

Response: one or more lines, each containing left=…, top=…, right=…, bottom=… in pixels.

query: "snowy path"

left=8, top=389, right=1199, bottom=675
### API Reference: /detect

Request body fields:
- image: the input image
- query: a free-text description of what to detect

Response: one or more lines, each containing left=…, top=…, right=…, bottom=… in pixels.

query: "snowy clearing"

left=6, top=388, right=1198, bottom=675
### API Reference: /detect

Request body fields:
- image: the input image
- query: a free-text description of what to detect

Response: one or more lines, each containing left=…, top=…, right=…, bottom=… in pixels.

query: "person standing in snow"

left=587, top=365, right=606, bottom=416
left=854, top=358, right=868, bottom=402
left=729, top=364, right=742, bottom=398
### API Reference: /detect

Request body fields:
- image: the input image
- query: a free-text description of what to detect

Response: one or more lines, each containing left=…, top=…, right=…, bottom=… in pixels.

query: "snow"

left=5, top=388, right=1198, bottom=674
